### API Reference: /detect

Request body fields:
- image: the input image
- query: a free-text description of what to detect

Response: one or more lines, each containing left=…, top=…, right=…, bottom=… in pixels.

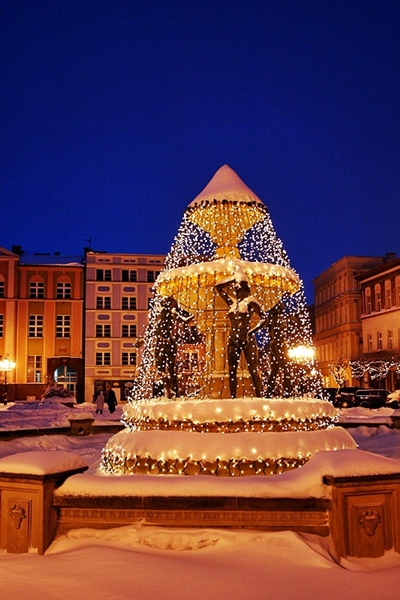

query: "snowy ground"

left=1, top=402, right=400, bottom=599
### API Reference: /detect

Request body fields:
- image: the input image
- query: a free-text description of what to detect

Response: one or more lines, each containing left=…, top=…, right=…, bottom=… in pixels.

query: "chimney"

left=11, top=245, right=24, bottom=256
left=384, top=252, right=397, bottom=263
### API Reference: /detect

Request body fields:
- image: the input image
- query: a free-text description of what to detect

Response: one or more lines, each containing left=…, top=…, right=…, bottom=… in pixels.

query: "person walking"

left=104, top=382, right=117, bottom=413
left=95, top=389, right=104, bottom=414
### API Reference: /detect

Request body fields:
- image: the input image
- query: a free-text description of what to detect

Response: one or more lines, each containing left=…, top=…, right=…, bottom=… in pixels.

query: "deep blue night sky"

left=2, top=1, right=400, bottom=301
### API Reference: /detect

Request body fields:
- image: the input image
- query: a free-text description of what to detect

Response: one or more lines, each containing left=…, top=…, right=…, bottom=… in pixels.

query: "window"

left=367, top=333, right=373, bottom=352
left=96, top=296, right=112, bottom=309
left=385, top=281, right=392, bottom=309
left=122, top=324, right=137, bottom=337
left=96, top=352, right=111, bottom=366
left=27, top=355, right=42, bottom=382
left=29, top=314, right=43, bottom=337
left=56, top=315, right=71, bottom=337
left=0, top=314, right=3, bottom=337
left=122, top=270, right=137, bottom=282
left=365, top=288, right=372, bottom=314
left=122, top=352, right=137, bottom=366
left=96, top=324, right=111, bottom=337
left=147, top=270, right=160, bottom=283
left=388, top=330, right=394, bottom=350
left=0, top=280, right=4, bottom=298
left=96, top=269, right=112, bottom=281
left=57, top=281, right=72, bottom=299
left=377, top=331, right=383, bottom=350
left=375, top=284, right=382, bottom=311
left=30, top=281, right=44, bottom=298
left=182, top=351, right=199, bottom=372
left=122, top=297, right=137, bottom=310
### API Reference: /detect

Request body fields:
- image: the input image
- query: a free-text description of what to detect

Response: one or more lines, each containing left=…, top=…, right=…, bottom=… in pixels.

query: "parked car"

left=334, top=387, right=360, bottom=408
left=322, top=387, right=337, bottom=404
left=386, top=390, right=400, bottom=409
left=353, top=389, right=390, bottom=409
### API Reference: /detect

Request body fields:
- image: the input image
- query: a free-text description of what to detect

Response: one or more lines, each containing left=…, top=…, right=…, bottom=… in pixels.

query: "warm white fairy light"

left=101, top=168, right=337, bottom=476
left=288, top=346, right=316, bottom=361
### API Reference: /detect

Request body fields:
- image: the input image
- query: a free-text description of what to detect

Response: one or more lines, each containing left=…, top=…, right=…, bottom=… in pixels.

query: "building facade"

left=0, top=247, right=85, bottom=402
left=357, top=255, right=400, bottom=390
left=1, top=247, right=165, bottom=403
left=0, top=247, right=19, bottom=400
left=84, top=251, right=165, bottom=402
left=313, top=255, right=385, bottom=387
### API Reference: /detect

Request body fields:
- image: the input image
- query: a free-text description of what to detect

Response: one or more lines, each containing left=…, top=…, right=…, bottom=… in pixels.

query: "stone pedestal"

left=0, top=458, right=87, bottom=554
left=324, top=473, right=400, bottom=559
left=390, top=414, right=400, bottom=430
left=69, top=414, right=95, bottom=436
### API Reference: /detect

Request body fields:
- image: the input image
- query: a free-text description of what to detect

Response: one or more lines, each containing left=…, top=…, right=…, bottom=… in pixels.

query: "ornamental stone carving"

left=358, top=509, right=381, bottom=537
left=9, top=504, right=26, bottom=530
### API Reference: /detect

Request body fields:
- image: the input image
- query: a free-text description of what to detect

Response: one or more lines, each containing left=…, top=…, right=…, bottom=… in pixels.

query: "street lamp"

left=0, top=355, right=16, bottom=405
left=287, top=346, right=316, bottom=361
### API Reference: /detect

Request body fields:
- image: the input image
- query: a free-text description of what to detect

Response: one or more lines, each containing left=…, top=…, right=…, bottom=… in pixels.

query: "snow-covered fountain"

left=102, top=165, right=356, bottom=476
left=2, top=166, right=400, bottom=562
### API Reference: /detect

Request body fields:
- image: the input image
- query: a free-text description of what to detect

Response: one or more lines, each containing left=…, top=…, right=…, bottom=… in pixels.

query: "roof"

left=18, top=254, right=84, bottom=266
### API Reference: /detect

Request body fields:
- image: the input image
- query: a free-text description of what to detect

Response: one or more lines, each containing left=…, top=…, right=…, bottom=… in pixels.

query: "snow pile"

left=56, top=447, right=397, bottom=501
left=157, top=256, right=299, bottom=289
left=0, top=401, right=123, bottom=431
left=0, top=450, right=88, bottom=475
left=188, top=164, right=264, bottom=206
left=67, top=412, right=95, bottom=421
left=3, top=525, right=400, bottom=599
left=104, top=426, right=355, bottom=464
left=339, top=406, right=394, bottom=424
left=124, top=395, right=338, bottom=425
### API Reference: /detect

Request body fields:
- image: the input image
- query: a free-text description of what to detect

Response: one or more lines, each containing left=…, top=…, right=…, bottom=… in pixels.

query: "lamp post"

left=0, top=355, right=16, bottom=405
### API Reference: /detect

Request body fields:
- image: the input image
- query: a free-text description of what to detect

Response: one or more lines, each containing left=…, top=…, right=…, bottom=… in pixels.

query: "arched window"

left=365, top=287, right=371, bottom=314
left=374, top=283, right=382, bottom=311
left=384, top=279, right=392, bottom=309
left=395, top=276, right=400, bottom=306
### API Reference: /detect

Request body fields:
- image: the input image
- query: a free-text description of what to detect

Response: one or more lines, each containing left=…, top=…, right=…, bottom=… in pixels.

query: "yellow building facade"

left=0, top=247, right=84, bottom=402
left=313, top=255, right=384, bottom=387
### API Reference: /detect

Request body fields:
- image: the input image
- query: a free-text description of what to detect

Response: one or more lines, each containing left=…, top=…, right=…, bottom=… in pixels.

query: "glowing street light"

left=0, top=355, right=16, bottom=405
left=287, top=346, right=315, bottom=362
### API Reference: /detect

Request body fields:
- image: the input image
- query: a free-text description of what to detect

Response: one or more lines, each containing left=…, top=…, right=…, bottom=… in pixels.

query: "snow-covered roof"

left=188, top=165, right=265, bottom=208
left=19, top=254, right=84, bottom=266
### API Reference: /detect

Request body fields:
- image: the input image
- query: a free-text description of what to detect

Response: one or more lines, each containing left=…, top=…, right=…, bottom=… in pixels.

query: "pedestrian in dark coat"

left=104, top=382, right=117, bottom=413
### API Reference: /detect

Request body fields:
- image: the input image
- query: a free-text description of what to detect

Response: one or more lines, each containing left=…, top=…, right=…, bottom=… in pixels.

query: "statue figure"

left=216, top=278, right=266, bottom=398
left=264, top=297, right=289, bottom=396
left=154, top=296, right=193, bottom=398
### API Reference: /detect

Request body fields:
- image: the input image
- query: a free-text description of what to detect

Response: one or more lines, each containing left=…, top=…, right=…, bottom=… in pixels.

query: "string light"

left=101, top=166, right=342, bottom=477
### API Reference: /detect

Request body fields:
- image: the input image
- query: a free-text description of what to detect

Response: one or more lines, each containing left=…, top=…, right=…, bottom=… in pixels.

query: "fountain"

left=102, top=165, right=356, bottom=476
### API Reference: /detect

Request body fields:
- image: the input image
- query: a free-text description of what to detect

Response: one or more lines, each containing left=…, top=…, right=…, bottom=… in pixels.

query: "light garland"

left=125, top=415, right=336, bottom=433
left=101, top=450, right=308, bottom=477
left=102, top=166, right=331, bottom=477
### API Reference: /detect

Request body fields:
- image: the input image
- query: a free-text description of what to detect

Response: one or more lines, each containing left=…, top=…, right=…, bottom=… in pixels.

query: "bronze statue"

left=216, top=278, right=266, bottom=398
left=264, top=297, right=288, bottom=396
left=154, top=296, right=193, bottom=398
